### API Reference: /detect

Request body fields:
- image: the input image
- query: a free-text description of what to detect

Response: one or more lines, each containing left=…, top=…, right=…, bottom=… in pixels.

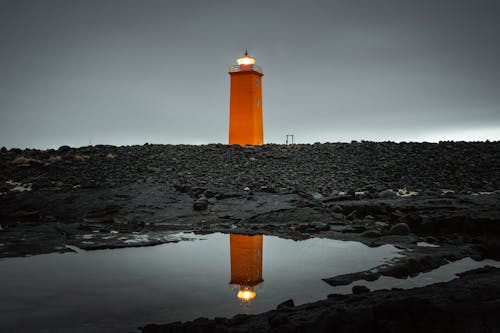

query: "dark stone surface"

left=1, top=142, right=499, bottom=262
left=1, top=143, right=500, bottom=332
left=352, top=285, right=370, bottom=294
left=1, top=142, right=499, bottom=197
left=323, top=252, right=467, bottom=286
left=276, top=299, right=295, bottom=309
left=193, top=196, right=208, bottom=211
left=140, top=267, right=500, bottom=333
left=390, top=222, right=411, bottom=235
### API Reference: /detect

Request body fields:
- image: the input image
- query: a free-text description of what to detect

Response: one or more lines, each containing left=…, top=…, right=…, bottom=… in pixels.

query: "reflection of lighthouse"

left=229, top=234, right=263, bottom=303
left=228, top=50, right=264, bottom=146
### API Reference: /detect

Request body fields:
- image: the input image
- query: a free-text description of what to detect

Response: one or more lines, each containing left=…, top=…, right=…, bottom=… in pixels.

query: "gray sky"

left=1, top=0, right=499, bottom=148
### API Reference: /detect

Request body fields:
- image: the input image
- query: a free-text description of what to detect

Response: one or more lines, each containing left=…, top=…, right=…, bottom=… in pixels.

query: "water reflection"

left=0, top=232, right=412, bottom=333
left=229, top=234, right=263, bottom=303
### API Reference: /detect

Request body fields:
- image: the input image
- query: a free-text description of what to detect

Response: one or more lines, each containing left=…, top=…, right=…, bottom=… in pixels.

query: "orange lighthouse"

left=229, top=234, right=264, bottom=302
left=228, top=50, right=264, bottom=145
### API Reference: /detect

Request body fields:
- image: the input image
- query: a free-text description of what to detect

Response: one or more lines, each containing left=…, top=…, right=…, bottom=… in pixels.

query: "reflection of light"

left=237, top=288, right=256, bottom=302
left=237, top=56, right=256, bottom=65
left=230, top=234, right=263, bottom=304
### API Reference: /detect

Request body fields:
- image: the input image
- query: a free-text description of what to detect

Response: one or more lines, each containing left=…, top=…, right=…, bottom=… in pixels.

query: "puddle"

left=0, top=233, right=401, bottom=333
left=2, top=233, right=498, bottom=333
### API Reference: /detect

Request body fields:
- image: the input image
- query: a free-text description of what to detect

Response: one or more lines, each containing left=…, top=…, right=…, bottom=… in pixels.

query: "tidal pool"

left=0, top=232, right=402, bottom=332
left=3, top=232, right=479, bottom=333
left=2, top=233, right=498, bottom=333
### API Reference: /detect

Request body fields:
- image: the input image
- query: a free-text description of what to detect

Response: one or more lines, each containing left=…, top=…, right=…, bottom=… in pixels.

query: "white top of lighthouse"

left=229, top=50, right=263, bottom=74
left=237, top=49, right=256, bottom=65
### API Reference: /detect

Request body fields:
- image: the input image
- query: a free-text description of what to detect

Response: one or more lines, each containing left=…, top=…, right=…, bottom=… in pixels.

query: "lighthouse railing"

left=229, top=65, right=263, bottom=74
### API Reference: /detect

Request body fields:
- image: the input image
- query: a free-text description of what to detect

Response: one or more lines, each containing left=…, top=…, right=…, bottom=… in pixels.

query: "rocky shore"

left=141, top=266, right=500, bottom=333
left=1, top=142, right=499, bottom=332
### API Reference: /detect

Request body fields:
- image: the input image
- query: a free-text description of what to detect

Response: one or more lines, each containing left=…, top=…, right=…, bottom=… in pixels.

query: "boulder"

left=277, top=299, right=295, bottom=309
left=193, top=196, right=209, bottom=211
left=352, top=285, right=370, bottom=294
left=390, top=223, right=411, bottom=235
left=378, top=189, right=398, bottom=198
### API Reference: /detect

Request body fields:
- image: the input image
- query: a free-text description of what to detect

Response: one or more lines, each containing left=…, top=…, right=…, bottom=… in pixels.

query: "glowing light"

left=237, top=289, right=256, bottom=302
left=237, top=56, right=256, bottom=65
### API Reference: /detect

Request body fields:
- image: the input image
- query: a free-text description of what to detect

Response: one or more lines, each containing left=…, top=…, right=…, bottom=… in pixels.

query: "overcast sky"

left=1, top=0, right=499, bottom=148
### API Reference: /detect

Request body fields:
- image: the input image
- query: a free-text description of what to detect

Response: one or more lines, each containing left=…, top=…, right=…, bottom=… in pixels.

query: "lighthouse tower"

left=228, top=50, right=264, bottom=145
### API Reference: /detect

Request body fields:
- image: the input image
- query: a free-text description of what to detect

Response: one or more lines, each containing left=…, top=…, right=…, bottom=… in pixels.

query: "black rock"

left=390, top=222, right=411, bottom=235
left=58, top=145, right=71, bottom=152
left=268, top=313, right=288, bottom=327
left=193, top=197, right=209, bottom=211
left=361, top=230, right=382, bottom=238
left=352, top=285, right=370, bottom=294
left=311, top=222, right=330, bottom=231
left=277, top=299, right=295, bottom=309
left=378, top=189, right=398, bottom=198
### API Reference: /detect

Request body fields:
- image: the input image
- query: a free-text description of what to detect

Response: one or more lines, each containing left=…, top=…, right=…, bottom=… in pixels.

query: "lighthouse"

left=228, top=50, right=264, bottom=145
left=229, top=234, right=264, bottom=303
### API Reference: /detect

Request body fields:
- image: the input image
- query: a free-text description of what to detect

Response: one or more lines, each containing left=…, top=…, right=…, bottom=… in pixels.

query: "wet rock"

left=231, top=314, right=249, bottom=325
left=85, top=204, right=121, bottom=218
left=390, top=209, right=406, bottom=222
left=347, top=210, right=358, bottom=220
left=268, top=313, right=288, bottom=327
left=330, top=204, right=343, bottom=213
left=296, top=224, right=308, bottom=232
left=277, top=299, right=295, bottom=309
left=424, top=236, right=440, bottom=244
left=361, top=230, right=382, bottom=238
left=311, top=222, right=330, bottom=232
left=375, top=221, right=389, bottom=228
left=378, top=189, right=398, bottom=198
left=2, top=142, right=500, bottom=260
left=390, top=223, right=411, bottom=235
left=58, top=145, right=71, bottom=153
left=352, top=285, right=370, bottom=294
left=324, top=253, right=451, bottom=286
left=202, top=189, right=217, bottom=198
left=260, top=185, right=277, bottom=193
left=351, top=225, right=367, bottom=233
left=12, top=210, right=39, bottom=221
left=193, top=196, right=209, bottom=211
left=311, top=192, right=323, bottom=200
left=142, top=268, right=500, bottom=333
left=326, top=293, right=349, bottom=301
left=324, top=271, right=379, bottom=286
left=331, top=212, right=345, bottom=220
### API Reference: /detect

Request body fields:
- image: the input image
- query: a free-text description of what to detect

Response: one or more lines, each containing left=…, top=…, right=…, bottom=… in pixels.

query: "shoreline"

left=1, top=142, right=499, bottom=331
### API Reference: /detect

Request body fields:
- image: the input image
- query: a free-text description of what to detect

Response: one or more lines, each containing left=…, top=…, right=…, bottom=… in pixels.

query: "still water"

left=0, top=232, right=449, bottom=332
